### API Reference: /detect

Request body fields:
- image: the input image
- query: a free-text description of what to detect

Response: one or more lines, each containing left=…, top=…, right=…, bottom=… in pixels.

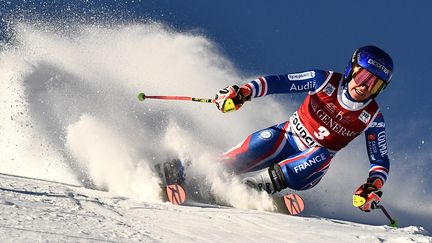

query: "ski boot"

left=154, top=158, right=186, bottom=187
left=240, top=164, right=288, bottom=194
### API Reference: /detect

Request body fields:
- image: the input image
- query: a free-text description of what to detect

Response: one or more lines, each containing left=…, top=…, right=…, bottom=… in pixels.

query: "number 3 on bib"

left=314, top=126, right=330, bottom=140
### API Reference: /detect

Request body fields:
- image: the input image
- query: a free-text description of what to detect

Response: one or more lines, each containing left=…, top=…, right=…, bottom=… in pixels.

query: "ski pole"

left=137, top=92, right=237, bottom=112
left=353, top=195, right=398, bottom=227
left=137, top=92, right=215, bottom=103
left=378, top=205, right=398, bottom=227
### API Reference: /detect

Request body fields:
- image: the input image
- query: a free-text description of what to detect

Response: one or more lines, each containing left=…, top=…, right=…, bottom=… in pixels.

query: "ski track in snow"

left=0, top=173, right=430, bottom=243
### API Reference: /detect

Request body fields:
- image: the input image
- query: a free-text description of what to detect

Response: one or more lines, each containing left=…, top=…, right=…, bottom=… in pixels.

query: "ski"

left=282, top=193, right=305, bottom=215
left=165, top=184, right=187, bottom=205
left=153, top=159, right=188, bottom=205
left=154, top=159, right=305, bottom=215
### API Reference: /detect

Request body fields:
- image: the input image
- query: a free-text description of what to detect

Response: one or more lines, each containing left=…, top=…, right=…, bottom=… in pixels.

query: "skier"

left=215, top=45, right=392, bottom=212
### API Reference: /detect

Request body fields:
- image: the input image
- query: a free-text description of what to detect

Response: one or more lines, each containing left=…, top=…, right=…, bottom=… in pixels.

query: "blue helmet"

left=344, top=45, right=394, bottom=96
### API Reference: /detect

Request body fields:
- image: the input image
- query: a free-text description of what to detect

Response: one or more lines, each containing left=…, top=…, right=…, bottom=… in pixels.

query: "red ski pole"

left=137, top=92, right=215, bottom=103
left=137, top=92, right=237, bottom=113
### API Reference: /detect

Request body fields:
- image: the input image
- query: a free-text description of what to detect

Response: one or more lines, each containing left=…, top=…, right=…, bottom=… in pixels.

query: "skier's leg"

left=222, top=121, right=298, bottom=173
left=277, top=146, right=333, bottom=190
left=242, top=146, right=334, bottom=193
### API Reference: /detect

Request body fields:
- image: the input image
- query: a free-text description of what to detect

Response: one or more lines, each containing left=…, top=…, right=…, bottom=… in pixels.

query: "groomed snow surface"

left=0, top=173, right=430, bottom=243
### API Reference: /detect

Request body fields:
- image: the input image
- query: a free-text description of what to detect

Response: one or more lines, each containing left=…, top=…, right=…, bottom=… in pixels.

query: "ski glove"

left=215, top=85, right=250, bottom=113
left=353, top=179, right=383, bottom=212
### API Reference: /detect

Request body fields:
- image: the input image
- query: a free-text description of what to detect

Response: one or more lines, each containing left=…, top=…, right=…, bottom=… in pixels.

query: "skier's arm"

left=214, top=70, right=330, bottom=113
left=364, top=112, right=390, bottom=188
left=353, top=112, right=390, bottom=212
left=240, top=70, right=330, bottom=99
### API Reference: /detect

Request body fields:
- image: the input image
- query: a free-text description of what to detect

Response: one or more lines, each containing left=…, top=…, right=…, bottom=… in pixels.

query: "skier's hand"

left=353, top=180, right=383, bottom=212
left=215, top=85, right=250, bottom=113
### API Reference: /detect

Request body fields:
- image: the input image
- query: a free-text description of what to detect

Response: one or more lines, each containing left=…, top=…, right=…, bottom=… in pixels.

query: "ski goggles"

left=352, top=66, right=387, bottom=95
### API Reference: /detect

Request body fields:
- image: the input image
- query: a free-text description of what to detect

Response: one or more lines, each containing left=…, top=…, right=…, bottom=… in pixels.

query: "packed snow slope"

left=1, top=173, right=431, bottom=242
left=0, top=21, right=431, bottom=239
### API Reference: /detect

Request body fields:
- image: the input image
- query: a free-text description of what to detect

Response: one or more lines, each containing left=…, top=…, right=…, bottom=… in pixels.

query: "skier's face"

left=348, top=79, right=373, bottom=101
left=348, top=65, right=387, bottom=101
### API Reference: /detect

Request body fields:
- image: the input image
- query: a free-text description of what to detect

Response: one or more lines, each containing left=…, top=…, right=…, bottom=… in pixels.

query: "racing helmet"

left=343, top=45, right=394, bottom=98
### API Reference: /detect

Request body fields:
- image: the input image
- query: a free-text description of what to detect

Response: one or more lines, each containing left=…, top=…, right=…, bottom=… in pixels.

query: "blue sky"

left=1, top=0, right=431, bottom=228
left=2, top=0, right=430, bottom=160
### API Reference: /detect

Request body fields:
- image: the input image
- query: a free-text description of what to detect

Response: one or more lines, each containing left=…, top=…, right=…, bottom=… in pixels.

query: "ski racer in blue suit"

left=215, top=45, right=393, bottom=212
